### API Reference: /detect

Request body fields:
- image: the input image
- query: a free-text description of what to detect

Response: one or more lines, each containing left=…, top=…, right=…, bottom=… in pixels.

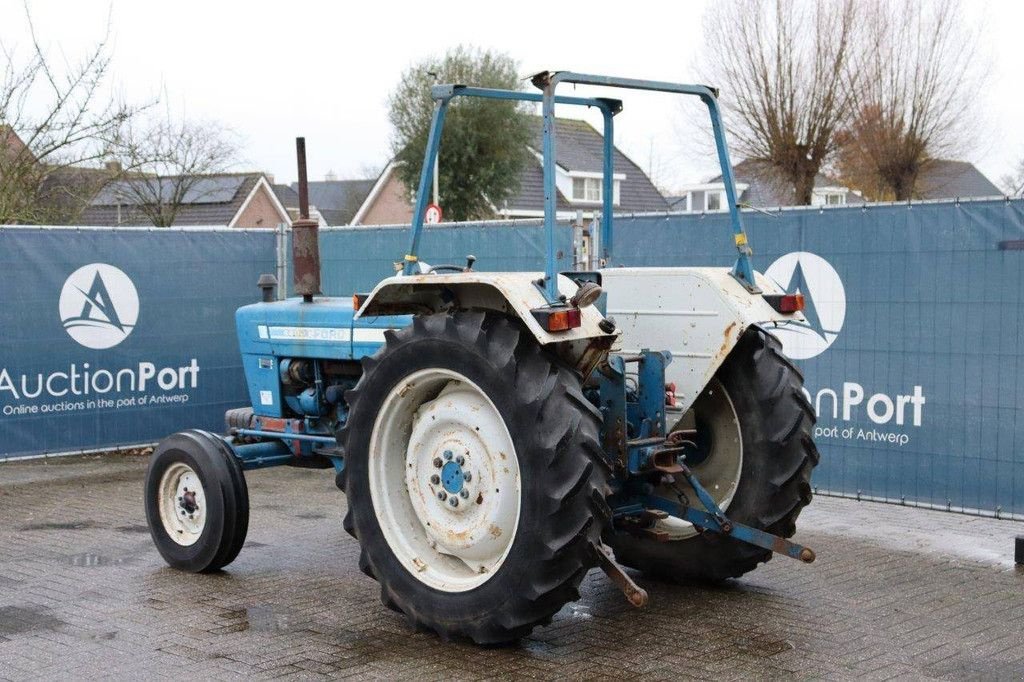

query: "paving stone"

left=0, top=454, right=1022, bottom=678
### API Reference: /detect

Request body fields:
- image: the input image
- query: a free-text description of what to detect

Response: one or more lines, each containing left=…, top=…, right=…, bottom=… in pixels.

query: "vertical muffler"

left=292, top=137, right=321, bottom=303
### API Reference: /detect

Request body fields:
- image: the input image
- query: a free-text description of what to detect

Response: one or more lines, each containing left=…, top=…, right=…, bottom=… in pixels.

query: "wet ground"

left=1, top=454, right=1022, bottom=680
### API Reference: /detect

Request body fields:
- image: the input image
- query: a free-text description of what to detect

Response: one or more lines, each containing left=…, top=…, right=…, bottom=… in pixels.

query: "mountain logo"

left=59, top=264, right=139, bottom=349
left=763, top=252, right=846, bottom=360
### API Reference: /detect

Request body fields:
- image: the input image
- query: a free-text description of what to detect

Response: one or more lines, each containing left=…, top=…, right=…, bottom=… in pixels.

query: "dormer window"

left=706, top=190, right=725, bottom=212
left=812, top=188, right=847, bottom=206
left=566, top=174, right=622, bottom=205
left=572, top=177, right=602, bottom=202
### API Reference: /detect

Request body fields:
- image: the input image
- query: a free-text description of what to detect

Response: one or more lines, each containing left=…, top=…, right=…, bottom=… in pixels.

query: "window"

left=825, top=193, right=845, bottom=206
left=572, top=177, right=602, bottom=202
left=706, top=190, right=724, bottom=212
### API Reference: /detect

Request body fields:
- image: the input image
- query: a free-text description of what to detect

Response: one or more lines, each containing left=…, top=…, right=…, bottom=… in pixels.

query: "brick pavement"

left=1, top=454, right=1022, bottom=680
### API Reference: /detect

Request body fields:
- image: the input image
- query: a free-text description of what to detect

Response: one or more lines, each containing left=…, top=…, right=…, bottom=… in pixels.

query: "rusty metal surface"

left=594, top=543, right=648, bottom=608
left=1, top=454, right=1023, bottom=679
left=291, top=218, right=321, bottom=299
left=295, top=138, right=310, bottom=221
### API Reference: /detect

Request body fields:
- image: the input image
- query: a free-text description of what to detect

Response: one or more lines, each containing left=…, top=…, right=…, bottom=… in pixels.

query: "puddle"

left=219, top=605, right=308, bottom=633
left=66, top=553, right=131, bottom=567
left=0, top=606, right=65, bottom=636
left=19, top=521, right=100, bottom=532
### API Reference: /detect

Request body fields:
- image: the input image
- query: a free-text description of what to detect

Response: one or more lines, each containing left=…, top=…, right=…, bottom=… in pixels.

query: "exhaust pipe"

left=292, top=137, right=321, bottom=303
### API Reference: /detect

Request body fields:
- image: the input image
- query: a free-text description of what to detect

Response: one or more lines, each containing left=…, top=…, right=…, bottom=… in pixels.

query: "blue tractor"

left=144, top=72, right=818, bottom=644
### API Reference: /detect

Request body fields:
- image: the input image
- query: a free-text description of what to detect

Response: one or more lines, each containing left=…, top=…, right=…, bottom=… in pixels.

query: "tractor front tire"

left=608, top=325, right=818, bottom=583
left=145, top=430, right=249, bottom=573
left=339, top=311, right=609, bottom=644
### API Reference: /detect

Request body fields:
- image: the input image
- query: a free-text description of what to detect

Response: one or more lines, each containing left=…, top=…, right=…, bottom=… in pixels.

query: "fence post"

left=275, top=222, right=288, bottom=300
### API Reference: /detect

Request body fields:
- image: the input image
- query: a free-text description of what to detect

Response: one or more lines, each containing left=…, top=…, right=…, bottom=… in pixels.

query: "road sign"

left=424, top=204, right=443, bottom=224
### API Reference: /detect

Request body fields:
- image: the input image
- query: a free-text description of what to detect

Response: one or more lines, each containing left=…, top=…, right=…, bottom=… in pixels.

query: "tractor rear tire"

left=608, top=325, right=818, bottom=583
left=145, top=430, right=249, bottom=573
left=338, top=311, right=609, bottom=644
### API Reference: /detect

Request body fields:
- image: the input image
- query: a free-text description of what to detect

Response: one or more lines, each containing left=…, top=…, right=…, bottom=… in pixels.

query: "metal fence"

left=2, top=200, right=1022, bottom=519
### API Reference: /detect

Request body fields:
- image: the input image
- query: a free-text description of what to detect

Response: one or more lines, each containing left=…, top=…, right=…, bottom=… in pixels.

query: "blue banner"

left=612, top=200, right=1024, bottom=517
left=0, top=227, right=275, bottom=459
left=3, top=201, right=1022, bottom=518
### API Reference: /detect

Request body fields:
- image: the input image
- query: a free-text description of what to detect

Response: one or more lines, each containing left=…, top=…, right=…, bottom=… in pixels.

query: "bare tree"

left=1001, top=158, right=1024, bottom=198
left=698, top=0, right=859, bottom=205
left=838, top=0, right=984, bottom=201
left=0, top=7, right=135, bottom=223
left=108, top=111, right=240, bottom=226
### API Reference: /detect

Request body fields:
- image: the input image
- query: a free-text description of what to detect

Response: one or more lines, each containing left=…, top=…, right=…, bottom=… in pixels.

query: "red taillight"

left=531, top=307, right=582, bottom=332
left=778, top=294, right=804, bottom=312
left=764, top=293, right=805, bottom=314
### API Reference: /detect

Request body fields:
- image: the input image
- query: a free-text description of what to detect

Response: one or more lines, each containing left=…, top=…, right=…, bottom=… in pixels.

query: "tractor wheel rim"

left=157, top=462, right=207, bottom=546
left=659, top=377, right=743, bottom=540
left=369, top=368, right=521, bottom=592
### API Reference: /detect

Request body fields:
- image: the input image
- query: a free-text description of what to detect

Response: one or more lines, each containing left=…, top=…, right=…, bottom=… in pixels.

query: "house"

left=913, top=160, right=1002, bottom=200
left=272, top=177, right=378, bottom=227
left=349, top=116, right=668, bottom=226
left=669, top=159, right=862, bottom=213
left=3, top=126, right=289, bottom=227
left=1, top=126, right=118, bottom=224
left=78, top=173, right=290, bottom=228
left=500, top=117, right=669, bottom=218
left=271, top=182, right=326, bottom=227
left=298, top=179, right=376, bottom=226
left=349, top=162, right=417, bottom=226
left=668, top=158, right=1002, bottom=212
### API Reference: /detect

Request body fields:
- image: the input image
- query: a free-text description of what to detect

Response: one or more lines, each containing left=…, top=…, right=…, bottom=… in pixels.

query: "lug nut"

left=433, top=457, right=443, bottom=468
left=437, top=491, right=447, bottom=501
left=459, top=489, right=469, bottom=499
left=463, top=472, right=472, bottom=482
left=443, top=450, right=453, bottom=461
left=449, top=497, right=459, bottom=508
left=456, top=455, right=465, bottom=466
left=430, top=474, right=440, bottom=485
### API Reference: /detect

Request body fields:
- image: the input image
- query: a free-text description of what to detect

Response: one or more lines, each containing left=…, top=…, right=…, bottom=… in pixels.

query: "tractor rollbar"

left=402, top=72, right=760, bottom=301
left=402, top=85, right=621, bottom=305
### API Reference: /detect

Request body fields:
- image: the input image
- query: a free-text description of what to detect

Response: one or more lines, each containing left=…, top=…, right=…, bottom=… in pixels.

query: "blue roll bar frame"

left=402, top=71, right=758, bottom=300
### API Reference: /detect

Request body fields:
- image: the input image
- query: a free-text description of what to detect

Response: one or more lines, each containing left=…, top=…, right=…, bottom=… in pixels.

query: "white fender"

left=600, top=267, right=803, bottom=414
left=357, top=271, right=617, bottom=375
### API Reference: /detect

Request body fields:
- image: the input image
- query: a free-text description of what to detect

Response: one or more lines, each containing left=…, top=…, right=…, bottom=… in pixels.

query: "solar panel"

left=90, top=176, right=246, bottom=206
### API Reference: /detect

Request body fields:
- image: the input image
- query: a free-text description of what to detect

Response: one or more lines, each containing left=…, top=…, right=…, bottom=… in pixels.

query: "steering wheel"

left=427, top=255, right=477, bottom=274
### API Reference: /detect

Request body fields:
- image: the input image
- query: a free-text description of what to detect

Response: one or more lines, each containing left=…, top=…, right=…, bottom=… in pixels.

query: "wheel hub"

left=439, top=455, right=466, bottom=495
left=655, top=378, right=742, bottom=540
left=158, top=463, right=207, bottom=546
left=369, top=368, right=521, bottom=592
left=179, top=490, right=199, bottom=514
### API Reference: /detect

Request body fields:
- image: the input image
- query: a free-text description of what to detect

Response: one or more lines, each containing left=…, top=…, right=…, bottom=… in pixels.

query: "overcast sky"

left=4, top=0, right=1021, bottom=191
